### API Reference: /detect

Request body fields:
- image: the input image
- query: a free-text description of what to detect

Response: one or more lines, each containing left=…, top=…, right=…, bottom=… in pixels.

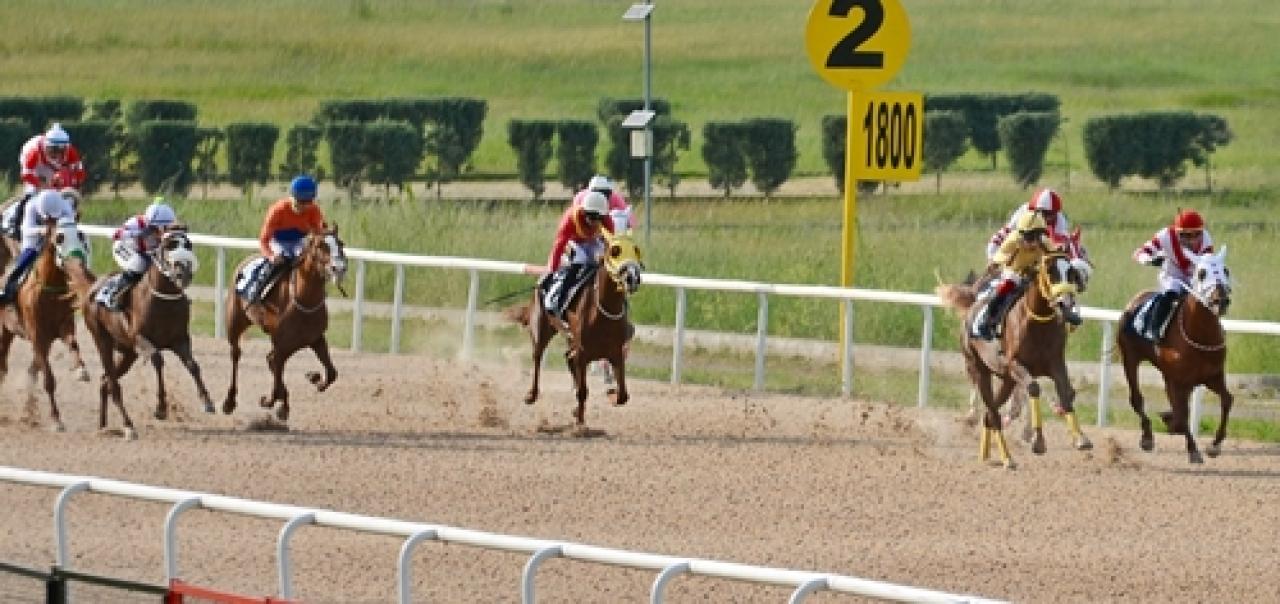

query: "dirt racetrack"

left=0, top=335, right=1278, bottom=603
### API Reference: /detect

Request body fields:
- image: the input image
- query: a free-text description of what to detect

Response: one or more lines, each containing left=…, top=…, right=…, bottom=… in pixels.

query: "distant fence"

left=0, top=466, right=1002, bottom=603
left=77, top=225, right=1280, bottom=432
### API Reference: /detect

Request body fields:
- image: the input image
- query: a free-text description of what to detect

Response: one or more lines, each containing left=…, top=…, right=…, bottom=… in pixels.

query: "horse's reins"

left=1026, top=254, right=1074, bottom=324
left=1173, top=280, right=1227, bottom=352
left=594, top=260, right=633, bottom=321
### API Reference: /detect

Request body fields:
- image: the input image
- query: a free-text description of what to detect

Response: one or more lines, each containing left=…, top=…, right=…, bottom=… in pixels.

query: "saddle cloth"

left=234, top=257, right=279, bottom=300
left=94, top=274, right=125, bottom=307
left=1129, top=293, right=1174, bottom=338
left=540, top=264, right=597, bottom=315
left=1, top=202, right=21, bottom=240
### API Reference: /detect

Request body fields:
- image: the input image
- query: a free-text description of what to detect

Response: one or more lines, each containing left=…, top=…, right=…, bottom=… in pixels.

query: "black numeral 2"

left=825, top=0, right=884, bottom=68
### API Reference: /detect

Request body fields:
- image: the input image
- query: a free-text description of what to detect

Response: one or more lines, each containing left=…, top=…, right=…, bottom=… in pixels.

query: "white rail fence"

left=0, top=466, right=1002, bottom=603
left=78, top=225, right=1280, bottom=432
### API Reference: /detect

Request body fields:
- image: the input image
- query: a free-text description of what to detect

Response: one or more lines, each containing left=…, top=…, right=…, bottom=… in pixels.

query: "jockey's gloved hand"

left=1148, top=256, right=1164, bottom=267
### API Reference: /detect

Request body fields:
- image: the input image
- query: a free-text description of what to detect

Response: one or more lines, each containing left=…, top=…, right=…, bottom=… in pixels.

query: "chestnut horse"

left=222, top=226, right=347, bottom=422
left=0, top=218, right=89, bottom=431
left=509, top=231, right=643, bottom=425
left=1116, top=248, right=1233, bottom=464
left=937, top=252, right=1090, bottom=469
left=83, top=228, right=212, bottom=440
left=0, top=192, right=91, bottom=382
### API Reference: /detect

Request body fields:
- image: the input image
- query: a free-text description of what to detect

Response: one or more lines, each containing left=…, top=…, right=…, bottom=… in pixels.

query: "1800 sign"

left=853, top=92, right=922, bottom=180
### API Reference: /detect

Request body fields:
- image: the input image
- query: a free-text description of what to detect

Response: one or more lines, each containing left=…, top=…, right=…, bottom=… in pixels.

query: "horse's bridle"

left=1027, top=253, right=1078, bottom=324
left=150, top=231, right=195, bottom=300
left=289, top=231, right=345, bottom=314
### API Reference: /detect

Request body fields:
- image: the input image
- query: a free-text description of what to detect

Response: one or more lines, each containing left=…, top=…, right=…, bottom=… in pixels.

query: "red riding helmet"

left=1173, top=209, right=1205, bottom=231
left=1027, top=188, right=1062, bottom=214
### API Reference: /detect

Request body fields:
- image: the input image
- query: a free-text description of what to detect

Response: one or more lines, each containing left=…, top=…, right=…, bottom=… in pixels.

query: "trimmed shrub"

left=423, top=97, right=487, bottom=191
left=508, top=120, right=557, bottom=199
left=192, top=127, right=224, bottom=199
left=0, top=96, right=84, bottom=132
left=324, top=121, right=368, bottom=193
left=925, top=93, right=1060, bottom=168
left=997, top=111, right=1060, bottom=188
left=280, top=124, right=324, bottom=180
left=125, top=100, right=197, bottom=132
left=1083, top=111, right=1233, bottom=190
left=702, top=121, right=748, bottom=197
left=136, top=120, right=198, bottom=195
left=226, top=122, right=280, bottom=195
left=555, top=120, right=598, bottom=192
left=922, top=110, right=969, bottom=193
left=363, top=119, right=423, bottom=194
left=741, top=118, right=797, bottom=197
left=604, top=114, right=690, bottom=198
left=62, top=121, right=115, bottom=195
left=0, top=118, right=30, bottom=187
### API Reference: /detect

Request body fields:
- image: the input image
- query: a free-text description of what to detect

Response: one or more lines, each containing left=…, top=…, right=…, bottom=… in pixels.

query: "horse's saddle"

left=540, top=264, right=597, bottom=316
left=1129, top=292, right=1180, bottom=341
left=94, top=274, right=126, bottom=308
left=970, top=279, right=1028, bottom=339
left=234, top=257, right=285, bottom=300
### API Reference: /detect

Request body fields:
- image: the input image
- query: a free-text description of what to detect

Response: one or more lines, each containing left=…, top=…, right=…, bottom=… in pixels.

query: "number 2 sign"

left=805, top=0, right=911, bottom=92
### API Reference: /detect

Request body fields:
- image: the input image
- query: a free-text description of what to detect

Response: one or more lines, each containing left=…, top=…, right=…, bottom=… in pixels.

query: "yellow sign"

left=851, top=91, right=923, bottom=181
left=805, top=0, right=911, bottom=92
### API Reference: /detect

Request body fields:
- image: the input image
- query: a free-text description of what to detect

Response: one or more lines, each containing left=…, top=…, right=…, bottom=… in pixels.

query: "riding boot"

left=110, top=271, right=143, bottom=311
left=5, top=193, right=31, bottom=240
left=974, top=292, right=1006, bottom=340
left=551, top=264, right=583, bottom=320
left=0, top=248, right=38, bottom=305
left=1149, top=292, right=1178, bottom=342
left=250, top=258, right=288, bottom=305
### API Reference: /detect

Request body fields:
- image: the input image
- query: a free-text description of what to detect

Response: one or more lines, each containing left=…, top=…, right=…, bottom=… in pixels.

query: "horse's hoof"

left=50, top=421, right=65, bottom=433
left=523, top=392, right=537, bottom=405
left=1003, top=460, right=1017, bottom=470
left=222, top=399, right=236, bottom=415
left=1076, top=437, right=1094, bottom=451
left=1206, top=444, right=1221, bottom=458
left=154, top=408, right=167, bottom=421
left=259, top=396, right=273, bottom=409
left=1189, top=451, right=1205, bottom=464
left=276, top=407, right=290, bottom=422
left=1020, top=424, right=1036, bottom=444
left=1031, top=433, right=1047, bottom=455
left=1139, top=436, right=1154, bottom=452
left=203, top=401, right=215, bottom=414
left=123, top=427, right=138, bottom=441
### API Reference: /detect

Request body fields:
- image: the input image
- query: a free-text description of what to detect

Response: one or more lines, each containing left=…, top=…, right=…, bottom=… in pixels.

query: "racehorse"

left=83, top=228, right=212, bottom=439
left=222, top=226, right=347, bottom=422
left=963, top=226, right=1093, bottom=439
left=0, top=218, right=88, bottom=431
left=1116, top=248, right=1233, bottom=464
left=937, top=251, right=1090, bottom=468
left=0, top=191, right=91, bottom=382
left=509, top=231, right=643, bottom=426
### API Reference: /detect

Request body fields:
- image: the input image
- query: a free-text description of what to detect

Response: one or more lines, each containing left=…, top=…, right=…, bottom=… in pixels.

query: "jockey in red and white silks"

left=19, top=123, right=84, bottom=196
left=0, top=190, right=78, bottom=305
left=571, top=175, right=634, bottom=233
left=1131, top=209, right=1215, bottom=341
left=544, top=192, right=615, bottom=320
left=987, top=188, right=1078, bottom=260
left=106, top=200, right=179, bottom=309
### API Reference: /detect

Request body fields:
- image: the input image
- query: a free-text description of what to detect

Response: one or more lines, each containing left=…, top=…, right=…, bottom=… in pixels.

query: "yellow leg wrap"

left=1066, top=412, right=1083, bottom=438
left=995, top=430, right=1013, bottom=466
left=1029, top=395, right=1043, bottom=431
left=979, top=428, right=991, bottom=461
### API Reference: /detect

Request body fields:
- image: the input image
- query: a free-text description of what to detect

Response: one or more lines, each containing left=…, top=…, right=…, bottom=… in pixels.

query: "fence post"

left=521, top=545, right=563, bottom=604
left=917, top=305, right=934, bottom=408
left=390, top=264, right=405, bottom=354
left=277, top=512, right=316, bottom=599
left=789, top=577, right=829, bottom=603
left=754, top=292, right=768, bottom=391
left=651, top=561, right=691, bottom=604
left=671, top=287, right=687, bottom=384
left=54, top=481, right=90, bottom=569
left=1191, top=386, right=1205, bottom=435
left=214, top=247, right=226, bottom=339
left=352, top=259, right=366, bottom=353
left=841, top=299, right=854, bottom=397
left=397, top=528, right=438, bottom=604
left=1097, top=321, right=1113, bottom=426
left=462, top=269, right=479, bottom=360
left=164, top=497, right=203, bottom=582
left=46, top=567, right=67, bottom=604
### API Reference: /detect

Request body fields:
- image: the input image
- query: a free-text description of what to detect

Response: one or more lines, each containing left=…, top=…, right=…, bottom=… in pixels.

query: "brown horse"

left=0, top=192, right=91, bottom=382
left=937, top=251, right=1090, bottom=468
left=222, top=226, right=347, bottom=422
left=0, top=218, right=90, bottom=431
left=509, top=232, right=643, bottom=425
left=1116, top=248, right=1233, bottom=464
left=83, top=229, right=213, bottom=439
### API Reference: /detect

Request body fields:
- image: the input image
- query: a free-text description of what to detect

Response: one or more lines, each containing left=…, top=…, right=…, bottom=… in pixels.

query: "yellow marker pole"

left=839, top=90, right=858, bottom=376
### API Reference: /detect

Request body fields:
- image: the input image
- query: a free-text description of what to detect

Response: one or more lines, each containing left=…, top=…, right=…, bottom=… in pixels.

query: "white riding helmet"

left=144, top=199, right=177, bottom=227
left=588, top=175, right=613, bottom=193
left=582, top=191, right=608, bottom=216
left=35, top=190, right=67, bottom=219
left=44, top=123, right=71, bottom=147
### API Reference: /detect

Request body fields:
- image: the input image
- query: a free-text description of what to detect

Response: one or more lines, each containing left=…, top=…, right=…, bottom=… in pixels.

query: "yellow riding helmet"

left=1015, top=210, right=1048, bottom=233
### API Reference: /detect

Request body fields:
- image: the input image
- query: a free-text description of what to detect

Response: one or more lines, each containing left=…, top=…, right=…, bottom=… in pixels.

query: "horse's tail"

left=504, top=302, right=531, bottom=327
left=935, top=283, right=977, bottom=314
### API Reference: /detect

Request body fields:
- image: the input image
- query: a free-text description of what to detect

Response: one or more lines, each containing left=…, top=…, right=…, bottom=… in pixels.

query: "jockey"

left=972, top=211, right=1064, bottom=340
left=544, top=191, right=614, bottom=320
left=105, top=198, right=178, bottom=310
left=7, top=124, right=84, bottom=238
left=0, top=189, right=78, bottom=305
left=572, top=175, right=634, bottom=233
left=1132, top=209, right=1215, bottom=342
left=986, top=188, right=1073, bottom=261
left=246, top=175, right=326, bottom=306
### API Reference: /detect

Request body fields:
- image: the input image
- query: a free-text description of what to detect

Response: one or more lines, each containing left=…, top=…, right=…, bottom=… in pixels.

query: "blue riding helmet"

left=289, top=175, right=318, bottom=201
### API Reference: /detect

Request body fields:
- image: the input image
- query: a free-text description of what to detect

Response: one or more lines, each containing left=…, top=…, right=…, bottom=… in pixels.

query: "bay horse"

left=222, top=226, right=347, bottom=422
left=0, top=218, right=89, bottom=431
left=937, top=251, right=1090, bottom=469
left=0, top=191, right=91, bottom=382
left=509, top=231, right=643, bottom=426
left=963, top=226, right=1093, bottom=439
left=83, top=228, right=212, bottom=440
left=1116, top=248, right=1233, bottom=464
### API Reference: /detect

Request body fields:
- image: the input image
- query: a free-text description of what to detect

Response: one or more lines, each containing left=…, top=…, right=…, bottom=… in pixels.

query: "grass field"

left=2, top=0, right=1277, bottom=185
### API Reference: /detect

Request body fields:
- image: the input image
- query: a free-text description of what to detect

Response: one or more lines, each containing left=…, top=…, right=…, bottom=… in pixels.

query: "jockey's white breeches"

left=19, top=229, right=45, bottom=254
left=610, top=209, right=630, bottom=233
left=270, top=239, right=305, bottom=260
left=112, top=240, right=150, bottom=274
left=1157, top=266, right=1191, bottom=294
left=568, top=238, right=605, bottom=266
